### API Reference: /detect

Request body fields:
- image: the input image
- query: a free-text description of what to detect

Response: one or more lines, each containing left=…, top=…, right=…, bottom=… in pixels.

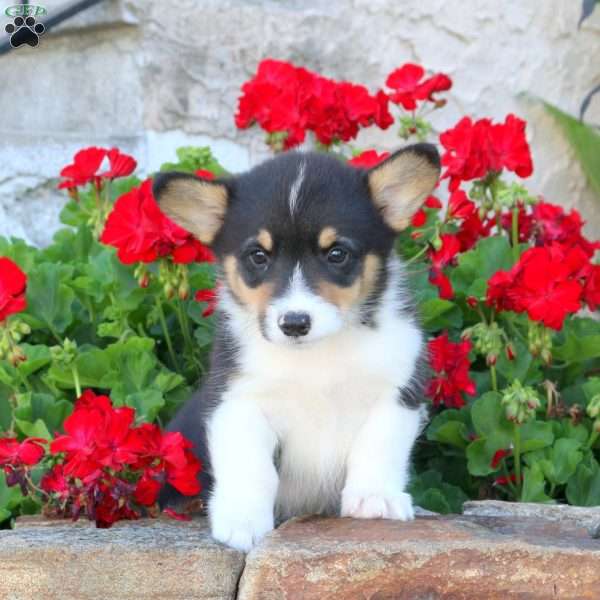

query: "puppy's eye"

left=248, top=248, right=269, bottom=268
left=327, top=246, right=350, bottom=265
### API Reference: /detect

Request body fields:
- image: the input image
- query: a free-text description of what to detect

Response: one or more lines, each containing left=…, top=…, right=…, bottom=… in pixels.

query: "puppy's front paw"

left=209, top=495, right=274, bottom=552
left=341, top=489, right=415, bottom=521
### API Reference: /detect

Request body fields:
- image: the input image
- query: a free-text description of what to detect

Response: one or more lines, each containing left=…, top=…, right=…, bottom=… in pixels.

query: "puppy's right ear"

left=153, top=172, right=229, bottom=245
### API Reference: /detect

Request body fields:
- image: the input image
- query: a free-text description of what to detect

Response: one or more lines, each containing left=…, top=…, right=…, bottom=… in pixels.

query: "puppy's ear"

left=367, top=143, right=440, bottom=231
left=153, top=172, right=229, bottom=245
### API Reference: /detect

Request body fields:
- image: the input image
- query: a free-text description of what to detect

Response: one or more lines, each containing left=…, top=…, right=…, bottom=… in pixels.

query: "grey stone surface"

left=0, top=516, right=245, bottom=600
left=0, top=0, right=599, bottom=245
left=464, top=499, right=600, bottom=528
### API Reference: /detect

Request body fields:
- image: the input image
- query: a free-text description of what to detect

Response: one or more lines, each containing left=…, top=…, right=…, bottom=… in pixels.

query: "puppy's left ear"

left=367, top=143, right=441, bottom=231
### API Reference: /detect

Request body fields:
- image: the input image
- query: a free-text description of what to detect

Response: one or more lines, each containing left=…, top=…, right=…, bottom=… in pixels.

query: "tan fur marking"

left=257, top=229, right=273, bottom=252
left=369, top=151, right=439, bottom=231
left=318, top=227, right=338, bottom=249
left=223, top=255, right=274, bottom=313
left=157, top=179, right=228, bottom=245
left=318, top=254, right=381, bottom=310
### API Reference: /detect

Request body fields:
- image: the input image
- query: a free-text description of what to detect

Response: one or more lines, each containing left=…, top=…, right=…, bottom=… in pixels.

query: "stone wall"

left=2, top=502, right=600, bottom=599
left=1, top=0, right=599, bottom=246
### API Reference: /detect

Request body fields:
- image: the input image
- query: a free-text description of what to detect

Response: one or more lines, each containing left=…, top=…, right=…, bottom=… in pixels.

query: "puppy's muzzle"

left=278, top=311, right=311, bottom=337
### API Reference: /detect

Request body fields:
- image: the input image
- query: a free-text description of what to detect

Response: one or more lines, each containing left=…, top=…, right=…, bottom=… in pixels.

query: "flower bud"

left=506, top=343, right=516, bottom=361
left=17, top=322, right=31, bottom=336
left=178, top=281, right=190, bottom=301
left=587, top=395, right=600, bottom=419
left=466, top=296, right=478, bottom=309
left=486, top=353, right=497, bottom=367
left=164, top=282, right=175, bottom=300
left=501, top=380, right=540, bottom=424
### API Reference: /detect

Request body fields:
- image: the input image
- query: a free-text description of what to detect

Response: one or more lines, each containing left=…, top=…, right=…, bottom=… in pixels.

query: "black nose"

left=278, top=311, right=311, bottom=337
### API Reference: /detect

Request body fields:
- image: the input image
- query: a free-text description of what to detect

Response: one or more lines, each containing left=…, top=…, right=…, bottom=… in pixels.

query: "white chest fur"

left=218, top=293, right=423, bottom=518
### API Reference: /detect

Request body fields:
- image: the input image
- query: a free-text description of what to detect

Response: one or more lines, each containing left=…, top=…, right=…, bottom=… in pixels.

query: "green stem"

left=513, top=423, right=522, bottom=498
left=155, top=297, right=180, bottom=373
left=501, top=459, right=519, bottom=498
left=176, top=300, right=199, bottom=376
left=71, top=364, right=82, bottom=398
left=490, top=364, right=498, bottom=392
left=587, top=430, right=599, bottom=450
left=405, top=243, right=429, bottom=265
left=511, top=206, right=520, bottom=264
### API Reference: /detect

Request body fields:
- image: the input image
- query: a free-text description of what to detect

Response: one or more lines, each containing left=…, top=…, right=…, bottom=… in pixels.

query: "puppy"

left=153, top=144, right=440, bottom=551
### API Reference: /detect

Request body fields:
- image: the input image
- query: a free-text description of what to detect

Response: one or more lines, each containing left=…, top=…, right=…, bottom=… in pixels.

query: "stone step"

left=2, top=502, right=600, bottom=600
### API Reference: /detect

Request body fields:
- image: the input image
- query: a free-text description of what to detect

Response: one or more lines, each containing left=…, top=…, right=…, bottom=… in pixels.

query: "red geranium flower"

left=426, top=332, right=476, bottom=408
left=100, top=180, right=167, bottom=264
left=584, top=265, right=600, bottom=311
left=101, top=179, right=215, bottom=266
left=100, top=148, right=137, bottom=179
left=532, top=202, right=600, bottom=257
left=348, top=150, right=390, bottom=168
left=440, top=115, right=533, bottom=191
left=448, top=189, right=476, bottom=220
left=236, top=59, right=394, bottom=149
left=491, top=448, right=511, bottom=469
left=58, top=147, right=107, bottom=190
left=429, top=234, right=461, bottom=270
left=385, top=63, right=452, bottom=110
left=195, top=288, right=217, bottom=317
left=0, top=257, right=27, bottom=323
left=195, top=169, right=216, bottom=180
left=487, top=244, right=585, bottom=330
left=0, top=437, right=45, bottom=468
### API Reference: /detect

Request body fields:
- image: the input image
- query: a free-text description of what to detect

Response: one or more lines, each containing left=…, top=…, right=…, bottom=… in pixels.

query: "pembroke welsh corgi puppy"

left=154, top=144, right=440, bottom=551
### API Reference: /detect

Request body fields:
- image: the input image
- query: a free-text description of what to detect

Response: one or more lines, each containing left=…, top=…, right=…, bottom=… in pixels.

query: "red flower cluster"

left=486, top=243, right=597, bottom=330
left=385, top=63, right=452, bottom=110
left=58, top=147, right=137, bottom=190
left=0, top=257, right=27, bottom=323
left=235, top=59, right=393, bottom=148
left=426, top=332, right=476, bottom=408
left=100, top=179, right=215, bottom=265
left=440, top=115, right=533, bottom=191
left=1, top=390, right=202, bottom=527
left=348, top=149, right=390, bottom=168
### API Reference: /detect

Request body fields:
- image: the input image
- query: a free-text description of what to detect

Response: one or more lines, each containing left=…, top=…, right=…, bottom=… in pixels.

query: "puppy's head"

left=154, top=144, right=439, bottom=345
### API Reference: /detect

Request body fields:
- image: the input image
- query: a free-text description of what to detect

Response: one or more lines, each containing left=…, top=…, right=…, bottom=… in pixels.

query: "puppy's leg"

left=208, top=398, right=278, bottom=551
left=341, top=392, right=423, bottom=520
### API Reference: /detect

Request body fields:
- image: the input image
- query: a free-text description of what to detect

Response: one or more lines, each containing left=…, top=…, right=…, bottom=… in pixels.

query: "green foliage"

left=543, top=102, right=600, bottom=199
left=0, top=148, right=225, bottom=525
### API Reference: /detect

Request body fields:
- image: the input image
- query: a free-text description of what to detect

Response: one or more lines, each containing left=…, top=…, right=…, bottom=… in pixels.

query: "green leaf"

left=466, top=436, right=510, bottom=476
left=15, top=418, right=51, bottom=440
left=426, top=409, right=471, bottom=449
left=0, top=471, right=23, bottom=514
left=26, top=263, right=75, bottom=334
left=409, top=469, right=468, bottom=514
left=536, top=438, right=583, bottom=486
left=45, top=347, right=110, bottom=389
left=419, top=298, right=463, bottom=332
left=470, top=392, right=512, bottom=441
left=520, top=421, right=554, bottom=454
left=543, top=101, right=600, bottom=199
left=521, top=463, right=553, bottom=503
left=566, top=456, right=600, bottom=506
left=117, top=390, right=165, bottom=423
left=450, top=237, right=513, bottom=298
left=17, top=345, right=52, bottom=378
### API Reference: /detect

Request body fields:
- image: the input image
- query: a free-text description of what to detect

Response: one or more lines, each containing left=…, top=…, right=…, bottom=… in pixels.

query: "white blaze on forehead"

left=288, top=161, right=306, bottom=216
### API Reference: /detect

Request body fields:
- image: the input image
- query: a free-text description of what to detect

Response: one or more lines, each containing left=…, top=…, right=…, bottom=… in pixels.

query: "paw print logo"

left=5, top=15, right=45, bottom=48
